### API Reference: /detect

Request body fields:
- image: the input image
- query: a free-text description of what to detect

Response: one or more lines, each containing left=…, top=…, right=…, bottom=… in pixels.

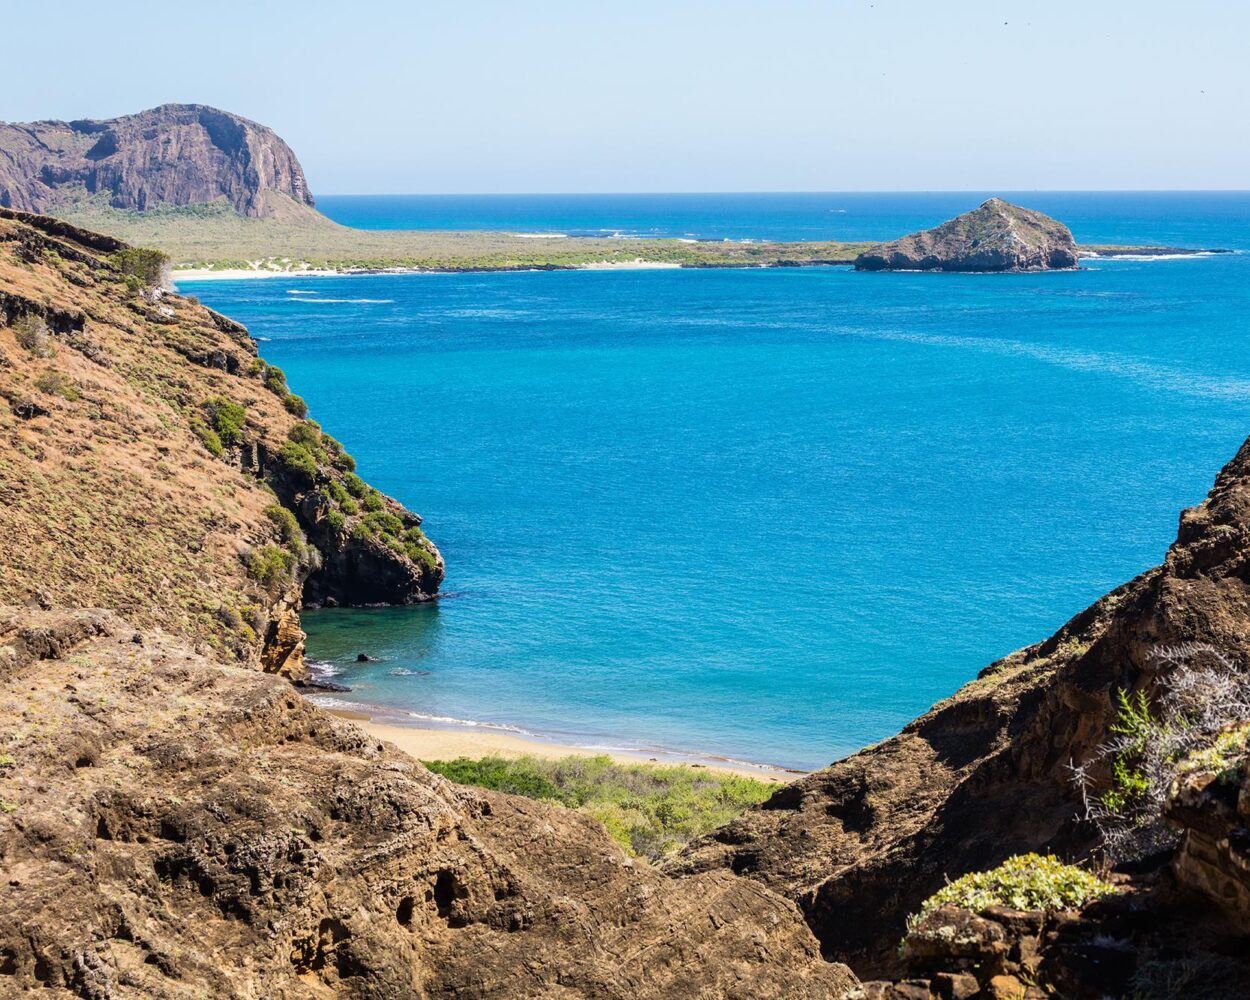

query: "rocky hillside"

left=0, top=105, right=315, bottom=219
left=671, top=429, right=1250, bottom=983
left=0, top=207, right=440, bottom=679
left=0, top=209, right=859, bottom=997
left=854, top=198, right=1080, bottom=272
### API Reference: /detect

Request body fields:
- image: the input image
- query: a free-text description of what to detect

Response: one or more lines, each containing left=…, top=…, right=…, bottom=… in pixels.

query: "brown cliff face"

left=671, top=434, right=1250, bottom=978
left=854, top=198, right=1079, bottom=272
left=0, top=104, right=315, bottom=218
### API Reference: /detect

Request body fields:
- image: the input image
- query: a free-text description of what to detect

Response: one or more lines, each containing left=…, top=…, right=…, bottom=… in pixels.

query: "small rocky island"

left=854, top=197, right=1080, bottom=272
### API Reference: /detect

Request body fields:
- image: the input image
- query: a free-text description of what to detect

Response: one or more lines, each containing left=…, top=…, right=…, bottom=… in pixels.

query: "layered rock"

left=0, top=104, right=315, bottom=218
left=0, top=607, right=858, bottom=998
left=672, top=433, right=1250, bottom=977
left=854, top=198, right=1079, bottom=272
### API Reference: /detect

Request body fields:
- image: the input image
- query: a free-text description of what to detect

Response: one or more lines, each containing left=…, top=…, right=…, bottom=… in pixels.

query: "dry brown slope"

left=672, top=432, right=1250, bottom=977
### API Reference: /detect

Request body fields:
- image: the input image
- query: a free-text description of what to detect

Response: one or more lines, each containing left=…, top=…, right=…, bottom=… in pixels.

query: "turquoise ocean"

left=179, top=193, right=1250, bottom=771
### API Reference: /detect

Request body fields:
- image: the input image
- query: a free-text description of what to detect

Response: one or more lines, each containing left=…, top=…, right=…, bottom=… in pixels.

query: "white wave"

left=388, top=667, right=429, bottom=677
left=509, top=232, right=567, bottom=239
left=290, top=297, right=395, bottom=304
left=286, top=289, right=318, bottom=295
left=1095, top=252, right=1217, bottom=262
left=307, top=659, right=342, bottom=678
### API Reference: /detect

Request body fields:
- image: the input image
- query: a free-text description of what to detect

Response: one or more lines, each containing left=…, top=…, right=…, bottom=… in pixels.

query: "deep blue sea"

left=180, top=193, right=1250, bottom=771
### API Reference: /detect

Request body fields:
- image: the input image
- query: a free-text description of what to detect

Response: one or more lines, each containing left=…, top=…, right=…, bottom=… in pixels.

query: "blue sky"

left=6, top=1, right=1246, bottom=194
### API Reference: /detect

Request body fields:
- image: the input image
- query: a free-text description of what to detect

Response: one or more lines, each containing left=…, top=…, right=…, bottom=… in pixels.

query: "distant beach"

left=327, top=708, right=800, bottom=782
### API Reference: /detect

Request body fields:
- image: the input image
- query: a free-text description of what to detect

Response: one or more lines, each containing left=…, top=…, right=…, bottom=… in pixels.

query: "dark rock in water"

left=356, top=652, right=376, bottom=662
left=854, top=198, right=1079, bottom=272
left=291, top=677, right=351, bottom=693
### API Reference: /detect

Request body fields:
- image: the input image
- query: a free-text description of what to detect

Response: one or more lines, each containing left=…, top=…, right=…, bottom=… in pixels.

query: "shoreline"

left=172, top=258, right=685, bottom=282
left=322, top=706, right=805, bottom=783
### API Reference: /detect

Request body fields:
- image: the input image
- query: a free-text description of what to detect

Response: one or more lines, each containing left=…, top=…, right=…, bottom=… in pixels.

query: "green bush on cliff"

left=910, top=854, right=1115, bottom=929
left=262, top=364, right=288, bottom=394
left=109, top=246, right=168, bottom=290
left=264, top=504, right=303, bottom=547
left=245, top=544, right=295, bottom=589
left=325, top=508, right=346, bottom=534
left=283, top=393, right=308, bottom=418
left=422, top=754, right=776, bottom=859
left=342, top=472, right=369, bottom=499
left=275, top=441, right=318, bottom=486
left=190, top=416, right=224, bottom=457
left=205, top=396, right=246, bottom=447
left=12, top=314, right=55, bottom=358
left=361, top=489, right=385, bottom=512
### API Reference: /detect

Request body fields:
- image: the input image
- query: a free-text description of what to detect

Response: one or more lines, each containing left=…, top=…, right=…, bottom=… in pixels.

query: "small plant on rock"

left=1070, top=643, right=1250, bottom=861
left=909, top=854, right=1115, bottom=930
left=12, top=314, right=54, bottom=358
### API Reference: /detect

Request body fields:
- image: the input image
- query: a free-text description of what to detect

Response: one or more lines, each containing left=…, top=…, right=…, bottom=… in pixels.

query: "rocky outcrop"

left=0, top=104, right=315, bottom=218
left=673, top=432, right=1250, bottom=977
left=0, top=607, right=858, bottom=998
left=854, top=199, right=1079, bottom=272
left=0, top=207, right=438, bottom=680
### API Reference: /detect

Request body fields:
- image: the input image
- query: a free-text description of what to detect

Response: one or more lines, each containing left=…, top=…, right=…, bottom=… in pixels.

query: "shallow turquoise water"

left=181, top=194, right=1250, bottom=770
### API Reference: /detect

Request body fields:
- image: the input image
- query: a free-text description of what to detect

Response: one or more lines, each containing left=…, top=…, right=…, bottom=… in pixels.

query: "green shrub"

left=288, top=421, right=322, bottom=449
left=12, top=314, right=54, bottom=357
left=325, top=508, right=346, bottom=533
left=342, top=472, right=369, bottom=498
left=264, top=504, right=303, bottom=546
left=275, top=441, right=318, bottom=486
left=245, top=545, right=295, bottom=589
left=283, top=393, right=308, bottom=418
left=205, top=396, right=246, bottom=446
left=361, top=510, right=404, bottom=537
left=423, top=754, right=775, bottom=859
left=909, top=854, right=1115, bottom=929
left=34, top=370, right=80, bottom=401
left=190, top=416, right=224, bottom=457
left=263, top=365, right=288, bottom=394
left=327, top=480, right=352, bottom=506
left=362, top=490, right=385, bottom=512
left=349, top=522, right=371, bottom=543
left=109, top=246, right=169, bottom=289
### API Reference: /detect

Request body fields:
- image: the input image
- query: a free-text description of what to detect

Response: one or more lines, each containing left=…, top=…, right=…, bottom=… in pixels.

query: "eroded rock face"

left=854, top=199, right=1079, bottom=272
left=0, top=608, right=858, bottom=998
left=673, top=433, right=1250, bottom=977
left=0, top=104, right=315, bottom=218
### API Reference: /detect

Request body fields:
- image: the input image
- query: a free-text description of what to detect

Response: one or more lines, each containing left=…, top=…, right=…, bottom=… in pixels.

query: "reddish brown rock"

left=0, top=104, right=315, bottom=218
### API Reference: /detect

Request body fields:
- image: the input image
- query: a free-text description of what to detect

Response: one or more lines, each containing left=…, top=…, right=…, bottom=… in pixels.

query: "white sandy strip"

left=174, top=259, right=686, bottom=282
left=328, top=710, right=800, bottom=782
left=172, top=267, right=342, bottom=281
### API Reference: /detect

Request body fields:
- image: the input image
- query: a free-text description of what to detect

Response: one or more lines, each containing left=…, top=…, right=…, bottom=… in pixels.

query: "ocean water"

left=179, top=193, right=1250, bottom=771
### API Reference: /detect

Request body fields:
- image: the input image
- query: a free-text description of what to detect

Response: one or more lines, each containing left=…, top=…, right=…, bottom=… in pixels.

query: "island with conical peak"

left=853, top=197, right=1080, bottom=272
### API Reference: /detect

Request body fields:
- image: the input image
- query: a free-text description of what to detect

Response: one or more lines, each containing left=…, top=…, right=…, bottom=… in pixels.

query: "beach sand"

left=172, top=259, right=685, bottom=282
left=329, top=709, right=802, bottom=783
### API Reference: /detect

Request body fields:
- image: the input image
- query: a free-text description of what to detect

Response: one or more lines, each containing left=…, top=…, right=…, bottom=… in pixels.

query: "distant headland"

left=0, top=105, right=1225, bottom=276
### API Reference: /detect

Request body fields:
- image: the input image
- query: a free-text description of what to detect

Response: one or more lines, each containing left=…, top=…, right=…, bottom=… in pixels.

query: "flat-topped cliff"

left=854, top=198, right=1080, bottom=272
left=0, top=104, right=315, bottom=219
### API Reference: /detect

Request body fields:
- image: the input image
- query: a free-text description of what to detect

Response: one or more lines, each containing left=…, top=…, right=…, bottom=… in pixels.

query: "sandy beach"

left=328, top=709, right=802, bottom=783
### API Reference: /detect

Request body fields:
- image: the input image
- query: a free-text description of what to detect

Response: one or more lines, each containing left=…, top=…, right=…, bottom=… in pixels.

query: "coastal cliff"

left=0, top=104, right=315, bottom=219
left=0, top=210, right=858, bottom=997
left=854, top=198, right=1080, bottom=272
left=0, top=207, right=440, bottom=680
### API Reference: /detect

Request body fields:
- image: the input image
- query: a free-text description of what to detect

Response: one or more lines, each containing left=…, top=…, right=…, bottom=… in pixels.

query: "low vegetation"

left=423, top=754, right=775, bottom=859
left=109, top=246, right=169, bottom=291
left=13, top=314, right=54, bottom=357
left=909, top=854, right=1115, bottom=929
left=1071, top=643, right=1250, bottom=861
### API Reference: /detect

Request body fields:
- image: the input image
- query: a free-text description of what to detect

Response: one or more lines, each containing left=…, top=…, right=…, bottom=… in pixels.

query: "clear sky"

left=6, top=1, right=1246, bottom=194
